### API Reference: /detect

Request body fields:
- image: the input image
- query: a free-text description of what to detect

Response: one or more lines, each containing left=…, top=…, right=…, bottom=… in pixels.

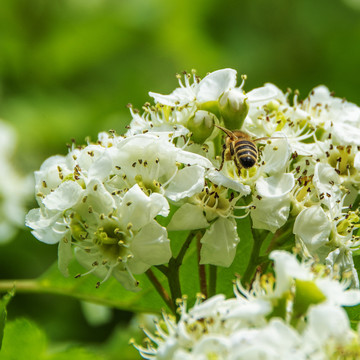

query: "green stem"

left=242, top=228, right=268, bottom=286
left=266, top=222, right=294, bottom=254
left=145, top=269, right=174, bottom=314
left=0, top=279, right=136, bottom=309
left=175, top=231, right=196, bottom=264
left=196, top=232, right=207, bottom=297
left=166, top=231, right=196, bottom=319
left=208, top=265, right=217, bottom=297
left=154, top=264, right=169, bottom=276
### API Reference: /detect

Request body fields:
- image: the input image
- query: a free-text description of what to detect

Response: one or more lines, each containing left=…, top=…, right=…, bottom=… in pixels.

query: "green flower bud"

left=292, top=279, right=326, bottom=320
left=187, top=110, right=217, bottom=143
left=219, top=88, right=249, bottom=130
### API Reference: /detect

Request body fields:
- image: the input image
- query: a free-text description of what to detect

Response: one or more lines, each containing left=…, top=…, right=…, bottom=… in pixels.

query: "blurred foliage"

left=1, top=0, right=360, bottom=358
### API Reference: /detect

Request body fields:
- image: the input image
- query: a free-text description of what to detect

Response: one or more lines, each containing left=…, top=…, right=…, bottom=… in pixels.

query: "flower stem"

left=196, top=233, right=207, bottom=298
left=145, top=269, right=175, bottom=314
left=266, top=220, right=295, bottom=254
left=175, top=231, right=196, bottom=264
left=166, top=231, right=196, bottom=319
left=208, top=265, right=217, bottom=297
left=242, top=228, right=268, bottom=286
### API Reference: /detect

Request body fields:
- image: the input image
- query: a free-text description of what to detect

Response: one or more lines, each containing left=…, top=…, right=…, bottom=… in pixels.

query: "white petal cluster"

left=26, top=132, right=211, bottom=290
left=27, top=68, right=360, bottom=283
left=0, top=120, right=32, bottom=244
left=143, top=69, right=360, bottom=277
left=135, top=251, right=360, bottom=360
left=239, top=83, right=360, bottom=285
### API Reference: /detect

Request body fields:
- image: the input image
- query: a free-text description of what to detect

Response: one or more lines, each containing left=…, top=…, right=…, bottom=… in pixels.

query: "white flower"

left=251, top=173, right=295, bottom=232
left=293, top=181, right=360, bottom=287
left=168, top=185, right=242, bottom=267
left=302, top=304, right=359, bottom=359
left=302, top=86, right=360, bottom=145
left=126, top=104, right=192, bottom=139
left=230, top=320, right=305, bottom=360
left=269, top=250, right=360, bottom=306
left=135, top=250, right=360, bottom=360
left=27, top=137, right=174, bottom=290
left=106, top=133, right=212, bottom=203
left=149, top=69, right=237, bottom=107
left=72, top=184, right=171, bottom=290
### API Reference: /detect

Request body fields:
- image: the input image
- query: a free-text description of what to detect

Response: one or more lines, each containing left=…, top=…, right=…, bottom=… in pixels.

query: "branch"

left=145, top=269, right=174, bottom=314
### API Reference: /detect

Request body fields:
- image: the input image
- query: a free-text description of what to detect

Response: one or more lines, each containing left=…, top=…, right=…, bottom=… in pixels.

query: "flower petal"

left=293, top=206, right=331, bottom=253
left=255, top=173, right=295, bottom=198
left=26, top=208, right=67, bottom=244
left=206, top=169, right=251, bottom=195
left=42, top=181, right=84, bottom=211
left=196, top=68, right=237, bottom=103
left=168, top=203, right=209, bottom=231
left=165, top=165, right=205, bottom=202
left=200, top=217, right=239, bottom=267
left=119, top=184, right=167, bottom=231
left=251, top=196, right=291, bottom=233
left=261, top=134, right=291, bottom=175
left=130, top=220, right=171, bottom=267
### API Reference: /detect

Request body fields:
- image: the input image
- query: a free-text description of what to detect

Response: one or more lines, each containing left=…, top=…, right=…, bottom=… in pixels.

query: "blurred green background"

left=1, top=0, right=360, bottom=358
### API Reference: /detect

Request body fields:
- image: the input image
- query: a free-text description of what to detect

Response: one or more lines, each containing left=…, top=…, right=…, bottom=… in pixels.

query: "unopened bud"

left=219, top=88, right=249, bottom=130
left=187, top=110, right=217, bottom=143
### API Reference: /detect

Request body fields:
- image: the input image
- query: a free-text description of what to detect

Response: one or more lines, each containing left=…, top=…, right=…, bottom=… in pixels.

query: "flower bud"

left=187, top=110, right=217, bottom=143
left=219, top=88, right=249, bottom=130
left=292, top=279, right=326, bottom=320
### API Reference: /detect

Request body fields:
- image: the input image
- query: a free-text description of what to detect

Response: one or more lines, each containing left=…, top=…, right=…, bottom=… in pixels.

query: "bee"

left=215, top=125, right=273, bottom=173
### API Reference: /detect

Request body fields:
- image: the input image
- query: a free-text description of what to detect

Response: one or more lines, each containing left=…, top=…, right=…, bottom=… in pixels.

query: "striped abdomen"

left=234, top=140, right=258, bottom=169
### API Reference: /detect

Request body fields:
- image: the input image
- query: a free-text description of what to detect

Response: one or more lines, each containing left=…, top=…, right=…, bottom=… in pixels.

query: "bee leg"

left=217, top=144, right=226, bottom=171
left=230, top=142, right=235, bottom=157
left=233, top=157, right=242, bottom=177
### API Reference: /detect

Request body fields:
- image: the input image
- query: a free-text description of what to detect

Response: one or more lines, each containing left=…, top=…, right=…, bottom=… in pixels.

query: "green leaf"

left=0, top=219, right=252, bottom=314
left=1, top=318, right=47, bottom=360
left=0, top=289, right=14, bottom=350
left=37, top=260, right=169, bottom=314
left=50, top=348, right=104, bottom=360
left=345, top=304, right=360, bottom=329
left=1, top=318, right=103, bottom=360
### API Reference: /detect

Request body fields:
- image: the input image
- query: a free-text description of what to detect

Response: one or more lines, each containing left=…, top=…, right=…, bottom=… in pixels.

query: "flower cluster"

left=26, top=68, right=360, bottom=289
left=135, top=251, right=360, bottom=359
left=26, top=132, right=212, bottom=290
left=134, top=69, right=360, bottom=284
left=0, top=120, right=31, bottom=244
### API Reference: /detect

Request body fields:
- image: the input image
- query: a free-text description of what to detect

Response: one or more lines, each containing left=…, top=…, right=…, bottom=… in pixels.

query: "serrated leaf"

left=0, top=289, right=14, bottom=350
